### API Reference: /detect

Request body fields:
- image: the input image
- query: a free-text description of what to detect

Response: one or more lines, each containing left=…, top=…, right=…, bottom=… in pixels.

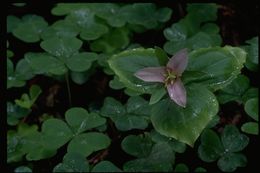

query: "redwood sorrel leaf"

left=151, top=84, right=218, bottom=146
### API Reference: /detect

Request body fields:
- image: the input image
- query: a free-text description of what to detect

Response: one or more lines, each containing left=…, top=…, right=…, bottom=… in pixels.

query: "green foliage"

left=151, top=84, right=218, bottom=147
left=198, top=125, right=249, bottom=172
left=14, top=166, right=32, bottom=173
left=53, top=152, right=89, bottom=172
left=7, top=58, right=35, bottom=89
left=91, top=161, right=122, bottom=172
left=12, top=15, right=48, bottom=42
left=15, top=85, right=42, bottom=109
left=163, top=3, right=221, bottom=55
left=242, top=37, right=258, bottom=71
left=174, top=163, right=189, bottom=172
left=244, top=98, right=258, bottom=121
left=7, top=102, right=31, bottom=126
left=100, top=96, right=150, bottom=131
left=217, top=75, right=250, bottom=104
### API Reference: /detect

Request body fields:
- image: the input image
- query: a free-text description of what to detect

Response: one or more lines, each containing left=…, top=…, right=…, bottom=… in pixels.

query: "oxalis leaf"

left=151, top=84, right=219, bottom=147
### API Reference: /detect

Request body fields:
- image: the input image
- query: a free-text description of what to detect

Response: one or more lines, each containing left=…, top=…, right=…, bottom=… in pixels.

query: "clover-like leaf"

left=121, top=134, right=153, bottom=158
left=242, top=87, right=258, bottom=104
left=149, top=87, right=167, bottom=105
left=25, top=52, right=67, bottom=75
left=91, top=161, right=122, bottom=172
left=67, top=132, right=111, bottom=157
left=41, top=118, right=73, bottom=149
left=53, top=152, right=89, bottom=172
left=109, top=76, right=125, bottom=90
left=217, top=75, right=250, bottom=104
left=241, top=122, right=259, bottom=135
left=100, top=97, right=125, bottom=119
left=13, top=15, right=48, bottom=42
left=123, top=142, right=175, bottom=172
left=7, top=102, right=31, bottom=126
left=7, top=15, right=21, bottom=33
left=65, top=52, right=98, bottom=72
left=41, top=20, right=79, bottom=40
left=243, top=37, right=258, bottom=71
left=152, top=84, right=218, bottom=146
left=198, top=129, right=224, bottom=162
left=90, top=27, right=130, bottom=54
left=65, top=107, right=106, bottom=134
left=150, top=130, right=186, bottom=153
left=40, top=36, right=82, bottom=58
left=221, top=125, right=249, bottom=153
left=244, top=98, right=258, bottom=121
left=217, top=153, right=247, bottom=172
left=15, top=85, right=42, bottom=109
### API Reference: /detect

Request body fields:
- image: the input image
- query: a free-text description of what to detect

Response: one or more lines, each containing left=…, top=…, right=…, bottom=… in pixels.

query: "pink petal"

left=134, top=67, right=166, bottom=83
left=167, top=78, right=187, bottom=107
left=167, top=48, right=188, bottom=75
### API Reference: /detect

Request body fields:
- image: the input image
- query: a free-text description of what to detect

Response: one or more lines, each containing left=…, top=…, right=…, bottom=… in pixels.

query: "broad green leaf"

left=217, top=75, right=250, bottom=104
left=51, top=3, right=88, bottom=16
left=174, top=163, right=189, bottom=172
left=183, top=46, right=246, bottom=91
left=29, top=85, right=42, bottom=103
left=14, top=166, right=32, bottom=173
left=242, top=87, right=258, bottom=104
left=150, top=130, right=186, bottom=153
left=152, top=84, right=219, bottom=146
left=108, top=48, right=161, bottom=94
left=65, top=52, right=97, bottom=72
left=13, top=15, right=48, bottom=42
left=53, top=152, right=89, bottom=172
left=41, top=118, right=73, bottom=149
left=241, top=122, right=258, bottom=135
left=121, top=134, right=153, bottom=158
left=201, top=23, right=219, bottom=34
left=206, top=115, right=220, bottom=128
left=123, top=142, right=174, bottom=172
left=41, top=20, right=79, bottom=40
left=244, top=98, right=258, bottom=121
left=124, top=88, right=142, bottom=96
left=7, top=15, right=21, bottom=33
left=149, top=87, right=166, bottom=105
left=91, top=161, right=122, bottom=172
left=65, top=107, right=106, bottom=134
left=217, top=153, right=247, bottom=172
left=40, top=36, right=82, bottom=58
left=154, top=46, right=169, bottom=65
left=198, top=129, right=224, bottom=162
left=25, top=52, right=67, bottom=75
left=221, top=125, right=249, bottom=152
left=67, top=132, right=111, bottom=157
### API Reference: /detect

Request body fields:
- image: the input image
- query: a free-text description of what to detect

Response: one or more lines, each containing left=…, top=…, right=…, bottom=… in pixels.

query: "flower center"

left=164, top=68, right=177, bottom=85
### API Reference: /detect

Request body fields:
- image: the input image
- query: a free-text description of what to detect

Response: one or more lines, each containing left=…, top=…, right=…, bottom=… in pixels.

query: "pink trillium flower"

left=134, top=49, right=188, bottom=107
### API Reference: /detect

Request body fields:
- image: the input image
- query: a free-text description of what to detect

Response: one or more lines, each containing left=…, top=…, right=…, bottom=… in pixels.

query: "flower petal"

left=167, top=78, right=187, bottom=107
left=167, top=48, right=188, bottom=75
left=134, top=67, right=166, bottom=83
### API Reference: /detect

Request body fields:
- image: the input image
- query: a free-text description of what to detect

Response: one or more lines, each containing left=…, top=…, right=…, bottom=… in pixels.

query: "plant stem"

left=65, top=72, right=72, bottom=107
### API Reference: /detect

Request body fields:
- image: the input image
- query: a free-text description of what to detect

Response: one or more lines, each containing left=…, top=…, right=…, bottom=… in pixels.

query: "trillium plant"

left=7, top=2, right=258, bottom=173
left=134, top=49, right=188, bottom=107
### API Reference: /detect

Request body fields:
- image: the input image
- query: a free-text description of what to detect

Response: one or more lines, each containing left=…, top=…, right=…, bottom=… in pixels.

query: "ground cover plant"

left=7, top=2, right=258, bottom=172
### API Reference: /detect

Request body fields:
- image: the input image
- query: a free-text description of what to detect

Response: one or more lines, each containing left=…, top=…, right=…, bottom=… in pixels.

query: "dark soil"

left=7, top=2, right=259, bottom=172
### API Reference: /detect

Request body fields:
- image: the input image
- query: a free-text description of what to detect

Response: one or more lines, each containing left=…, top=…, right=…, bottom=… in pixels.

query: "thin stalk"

left=65, top=72, right=72, bottom=107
